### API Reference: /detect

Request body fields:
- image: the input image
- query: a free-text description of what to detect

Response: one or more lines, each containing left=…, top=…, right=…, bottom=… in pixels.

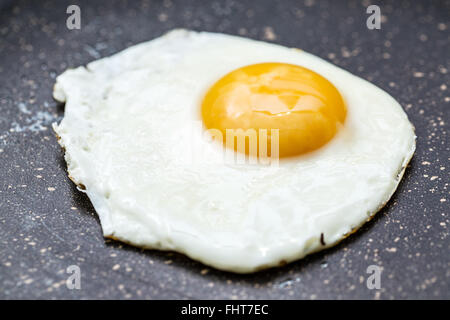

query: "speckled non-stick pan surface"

left=0, top=0, right=448, bottom=299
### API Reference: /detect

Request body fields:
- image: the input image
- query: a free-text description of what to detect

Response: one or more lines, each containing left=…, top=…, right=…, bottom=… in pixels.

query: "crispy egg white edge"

left=52, top=29, right=416, bottom=273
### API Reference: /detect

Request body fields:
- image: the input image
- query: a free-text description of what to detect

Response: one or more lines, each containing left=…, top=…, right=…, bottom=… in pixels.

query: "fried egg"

left=53, top=29, right=415, bottom=273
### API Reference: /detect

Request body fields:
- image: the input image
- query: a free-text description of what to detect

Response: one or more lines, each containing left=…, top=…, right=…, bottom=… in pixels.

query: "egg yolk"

left=201, top=62, right=346, bottom=158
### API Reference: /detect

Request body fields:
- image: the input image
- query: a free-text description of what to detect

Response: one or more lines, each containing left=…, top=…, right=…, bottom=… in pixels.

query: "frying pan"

left=0, top=0, right=448, bottom=299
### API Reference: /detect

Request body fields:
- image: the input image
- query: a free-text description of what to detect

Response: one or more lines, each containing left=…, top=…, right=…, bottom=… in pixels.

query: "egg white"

left=53, top=29, right=415, bottom=273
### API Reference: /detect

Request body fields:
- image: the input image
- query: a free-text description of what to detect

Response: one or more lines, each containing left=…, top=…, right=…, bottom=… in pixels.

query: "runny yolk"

left=201, top=62, right=347, bottom=158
